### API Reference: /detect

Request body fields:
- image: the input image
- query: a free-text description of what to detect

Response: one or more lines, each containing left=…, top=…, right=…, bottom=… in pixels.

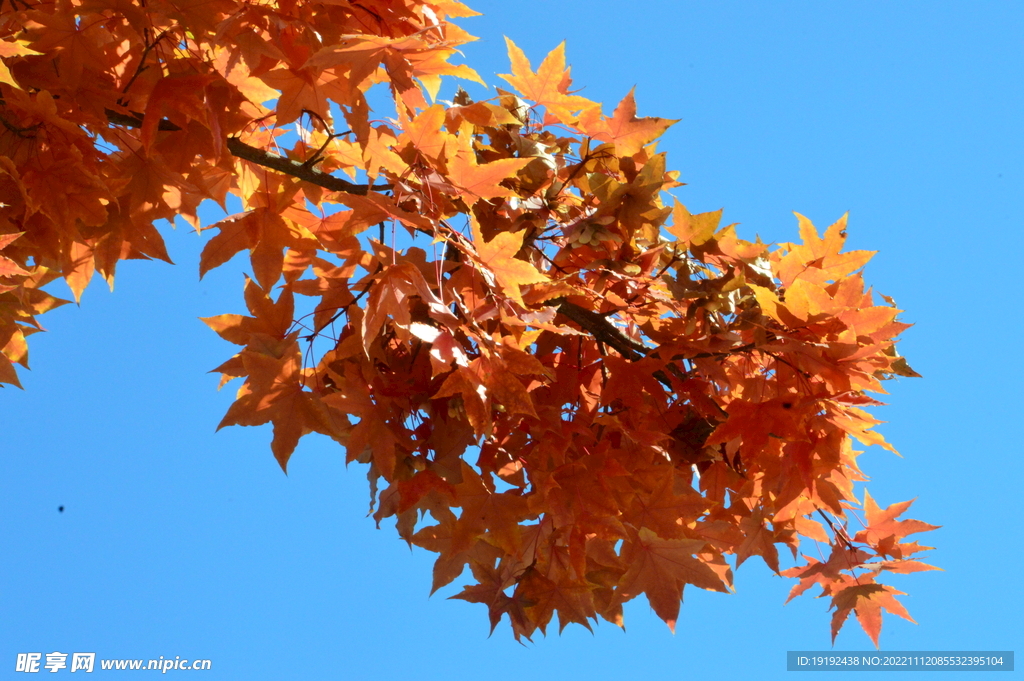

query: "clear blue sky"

left=3, top=1, right=1021, bottom=678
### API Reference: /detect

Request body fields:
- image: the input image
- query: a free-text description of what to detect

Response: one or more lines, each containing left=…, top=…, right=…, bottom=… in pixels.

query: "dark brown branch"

left=552, top=298, right=772, bottom=392
left=104, top=108, right=182, bottom=131
left=226, top=137, right=389, bottom=195
left=817, top=508, right=856, bottom=551
left=554, top=298, right=676, bottom=389
left=553, top=298, right=647, bottom=361
left=103, top=109, right=388, bottom=195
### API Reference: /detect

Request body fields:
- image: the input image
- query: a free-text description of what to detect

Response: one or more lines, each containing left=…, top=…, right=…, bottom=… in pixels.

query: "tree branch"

left=551, top=297, right=769, bottom=392
left=226, top=137, right=390, bottom=195
left=102, top=109, right=388, bottom=195
left=104, top=108, right=181, bottom=131
left=553, top=298, right=648, bottom=361
left=102, top=109, right=756, bottom=389
left=555, top=298, right=674, bottom=390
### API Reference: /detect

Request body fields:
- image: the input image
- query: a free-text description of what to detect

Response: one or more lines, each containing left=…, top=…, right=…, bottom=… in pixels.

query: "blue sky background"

left=2, top=1, right=1021, bottom=678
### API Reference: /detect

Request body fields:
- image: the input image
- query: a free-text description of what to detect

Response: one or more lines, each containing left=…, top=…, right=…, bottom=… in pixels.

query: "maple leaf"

left=499, top=39, right=600, bottom=124
left=518, top=567, right=597, bottom=635
left=396, top=470, right=457, bottom=515
left=397, top=104, right=451, bottom=166
left=736, top=509, right=784, bottom=574
left=344, top=405, right=402, bottom=481
left=616, top=528, right=729, bottom=632
left=0, top=232, right=29, bottom=278
left=623, top=473, right=708, bottom=541
left=449, top=559, right=527, bottom=636
left=777, top=214, right=877, bottom=287
left=219, top=369, right=350, bottom=471
left=451, top=461, right=531, bottom=554
left=259, top=67, right=332, bottom=126
left=469, top=216, right=547, bottom=306
left=201, top=276, right=295, bottom=346
left=667, top=200, right=721, bottom=247
left=579, top=88, right=678, bottom=156
left=360, top=260, right=455, bottom=355
left=141, top=74, right=219, bottom=150
left=201, top=208, right=319, bottom=289
left=854, top=490, right=940, bottom=548
left=829, top=580, right=915, bottom=648
left=447, top=132, right=532, bottom=202
left=781, top=545, right=874, bottom=603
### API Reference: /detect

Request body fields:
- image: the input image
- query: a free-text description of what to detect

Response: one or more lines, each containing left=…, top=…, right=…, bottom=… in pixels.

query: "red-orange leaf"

left=830, top=581, right=915, bottom=648
left=616, top=528, right=729, bottom=632
left=0, top=232, right=29, bottom=277
left=855, top=490, right=940, bottom=545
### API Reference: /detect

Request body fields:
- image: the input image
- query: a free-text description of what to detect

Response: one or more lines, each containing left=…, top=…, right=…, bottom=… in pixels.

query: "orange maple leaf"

left=259, top=67, right=332, bottom=126
left=616, top=528, right=729, bottom=632
left=830, top=580, right=915, bottom=648
left=579, top=88, right=678, bottom=156
left=397, top=104, right=452, bottom=166
left=200, top=208, right=319, bottom=289
left=141, top=74, right=219, bottom=150
left=855, top=490, right=940, bottom=546
left=498, top=39, right=600, bottom=124
left=0, top=232, right=29, bottom=278
left=470, top=216, right=547, bottom=306
left=447, top=132, right=531, bottom=202
left=667, top=200, right=721, bottom=247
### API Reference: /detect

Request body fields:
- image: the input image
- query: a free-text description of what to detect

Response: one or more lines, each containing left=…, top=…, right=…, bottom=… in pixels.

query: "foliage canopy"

left=0, top=0, right=936, bottom=645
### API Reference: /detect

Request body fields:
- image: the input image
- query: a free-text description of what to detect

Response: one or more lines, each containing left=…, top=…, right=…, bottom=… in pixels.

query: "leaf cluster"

left=0, top=0, right=935, bottom=645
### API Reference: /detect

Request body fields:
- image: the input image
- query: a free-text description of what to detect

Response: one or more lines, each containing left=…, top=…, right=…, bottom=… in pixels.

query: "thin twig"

left=119, top=30, right=170, bottom=103
left=817, top=508, right=856, bottom=550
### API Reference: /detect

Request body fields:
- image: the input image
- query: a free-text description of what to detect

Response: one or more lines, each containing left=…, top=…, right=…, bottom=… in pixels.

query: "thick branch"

left=555, top=298, right=675, bottom=390
left=104, top=108, right=181, bottom=131
left=226, top=137, right=389, bottom=195
left=552, top=298, right=768, bottom=392
left=553, top=298, right=648, bottom=361
left=103, top=109, right=387, bottom=195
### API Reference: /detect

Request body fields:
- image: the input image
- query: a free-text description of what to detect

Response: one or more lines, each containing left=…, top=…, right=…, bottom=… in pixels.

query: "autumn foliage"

left=0, top=0, right=937, bottom=645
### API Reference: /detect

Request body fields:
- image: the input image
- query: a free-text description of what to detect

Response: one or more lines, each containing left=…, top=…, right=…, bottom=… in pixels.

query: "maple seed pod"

left=447, top=397, right=466, bottom=420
